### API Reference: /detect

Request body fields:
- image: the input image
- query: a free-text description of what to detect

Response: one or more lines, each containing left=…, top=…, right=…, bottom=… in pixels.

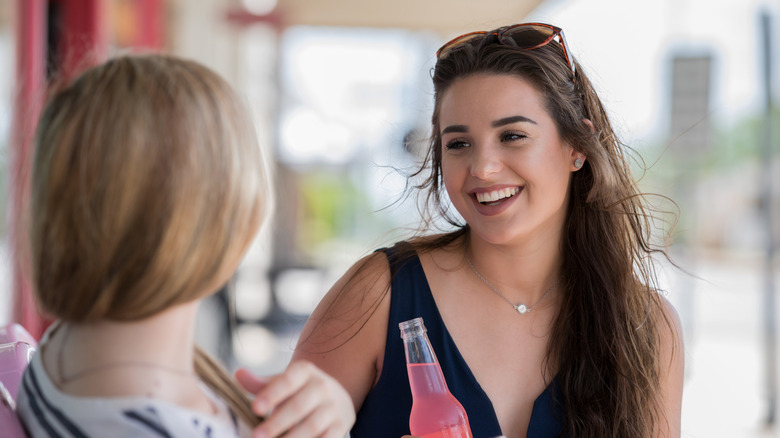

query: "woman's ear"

left=583, top=118, right=595, bottom=133
left=570, top=118, right=593, bottom=171
left=568, top=144, right=586, bottom=171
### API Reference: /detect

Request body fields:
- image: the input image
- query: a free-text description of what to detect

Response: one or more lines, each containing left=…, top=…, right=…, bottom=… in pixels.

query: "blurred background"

left=0, top=0, right=779, bottom=436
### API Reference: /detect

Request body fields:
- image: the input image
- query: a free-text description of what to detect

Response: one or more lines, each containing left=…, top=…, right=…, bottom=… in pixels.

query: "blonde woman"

left=16, top=54, right=354, bottom=437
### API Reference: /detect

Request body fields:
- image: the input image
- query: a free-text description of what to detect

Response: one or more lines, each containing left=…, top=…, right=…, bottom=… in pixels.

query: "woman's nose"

left=470, top=145, right=502, bottom=179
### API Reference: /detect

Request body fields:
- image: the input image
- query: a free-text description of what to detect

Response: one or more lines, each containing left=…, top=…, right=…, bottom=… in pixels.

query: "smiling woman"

left=292, top=22, right=684, bottom=438
left=439, top=74, right=580, bottom=245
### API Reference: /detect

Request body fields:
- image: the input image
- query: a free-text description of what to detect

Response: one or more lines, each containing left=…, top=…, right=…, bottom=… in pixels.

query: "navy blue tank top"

left=350, top=244, right=564, bottom=438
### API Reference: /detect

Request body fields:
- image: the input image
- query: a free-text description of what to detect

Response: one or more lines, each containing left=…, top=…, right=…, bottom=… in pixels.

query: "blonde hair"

left=30, top=53, right=267, bottom=426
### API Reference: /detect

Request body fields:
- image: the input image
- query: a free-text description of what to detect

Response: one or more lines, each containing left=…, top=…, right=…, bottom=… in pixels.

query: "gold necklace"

left=466, top=251, right=557, bottom=314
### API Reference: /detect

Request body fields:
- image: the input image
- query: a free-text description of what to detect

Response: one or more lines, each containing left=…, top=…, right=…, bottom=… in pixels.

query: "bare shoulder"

left=656, top=294, right=684, bottom=361
left=654, top=293, right=684, bottom=437
left=292, top=250, right=392, bottom=411
left=296, top=250, right=391, bottom=349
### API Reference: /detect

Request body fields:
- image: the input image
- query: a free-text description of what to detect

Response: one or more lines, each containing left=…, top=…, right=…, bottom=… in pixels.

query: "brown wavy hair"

left=30, top=54, right=267, bottom=427
left=401, top=26, right=676, bottom=437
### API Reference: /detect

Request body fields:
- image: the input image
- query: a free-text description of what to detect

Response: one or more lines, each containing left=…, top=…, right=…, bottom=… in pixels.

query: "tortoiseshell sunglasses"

left=435, top=22, right=576, bottom=76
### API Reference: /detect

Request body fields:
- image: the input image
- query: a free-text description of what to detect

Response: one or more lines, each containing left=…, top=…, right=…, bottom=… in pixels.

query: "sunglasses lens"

left=500, top=24, right=556, bottom=50
left=437, top=32, right=488, bottom=59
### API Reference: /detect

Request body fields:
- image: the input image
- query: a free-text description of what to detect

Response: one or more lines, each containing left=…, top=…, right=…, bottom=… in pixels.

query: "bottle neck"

left=403, top=333, right=450, bottom=395
left=401, top=318, right=451, bottom=394
left=403, top=333, right=438, bottom=365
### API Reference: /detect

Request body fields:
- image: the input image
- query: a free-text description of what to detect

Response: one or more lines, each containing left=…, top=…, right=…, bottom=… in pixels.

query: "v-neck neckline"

left=410, top=251, right=557, bottom=436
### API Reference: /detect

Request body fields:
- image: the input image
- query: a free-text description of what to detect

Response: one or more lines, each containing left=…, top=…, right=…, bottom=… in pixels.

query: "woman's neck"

left=466, top=232, right=563, bottom=305
left=44, top=301, right=203, bottom=400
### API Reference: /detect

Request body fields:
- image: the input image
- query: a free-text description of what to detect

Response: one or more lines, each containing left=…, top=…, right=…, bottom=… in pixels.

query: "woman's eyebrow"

left=492, top=115, right=537, bottom=127
left=441, top=124, right=468, bottom=134
left=442, top=115, right=536, bottom=134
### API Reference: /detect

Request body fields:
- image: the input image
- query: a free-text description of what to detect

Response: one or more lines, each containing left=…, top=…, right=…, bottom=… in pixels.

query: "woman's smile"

left=474, top=186, right=522, bottom=205
left=469, top=185, right=524, bottom=217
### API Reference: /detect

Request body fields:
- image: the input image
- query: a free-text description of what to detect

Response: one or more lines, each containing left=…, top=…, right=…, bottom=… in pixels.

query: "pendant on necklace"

left=515, top=304, right=528, bottom=314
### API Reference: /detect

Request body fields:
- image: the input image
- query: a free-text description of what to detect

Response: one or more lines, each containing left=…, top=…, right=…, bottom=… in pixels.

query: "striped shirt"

left=15, top=328, right=250, bottom=438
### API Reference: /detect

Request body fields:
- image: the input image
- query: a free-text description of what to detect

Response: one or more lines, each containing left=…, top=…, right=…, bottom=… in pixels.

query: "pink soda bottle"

left=400, top=317, right=472, bottom=438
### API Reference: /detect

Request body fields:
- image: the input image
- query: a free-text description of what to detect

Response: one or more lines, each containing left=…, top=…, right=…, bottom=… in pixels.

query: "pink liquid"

left=417, top=424, right=472, bottom=438
left=407, top=363, right=472, bottom=438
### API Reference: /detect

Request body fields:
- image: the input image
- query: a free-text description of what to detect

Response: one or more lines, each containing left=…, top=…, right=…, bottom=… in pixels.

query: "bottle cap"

left=398, top=317, right=426, bottom=339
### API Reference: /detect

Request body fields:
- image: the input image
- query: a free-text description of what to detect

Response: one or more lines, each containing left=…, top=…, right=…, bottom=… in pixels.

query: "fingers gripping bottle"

left=400, top=317, right=473, bottom=438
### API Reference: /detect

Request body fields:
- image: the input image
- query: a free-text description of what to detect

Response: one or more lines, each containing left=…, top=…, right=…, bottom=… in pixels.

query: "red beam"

left=11, top=0, right=47, bottom=339
left=59, top=0, right=107, bottom=79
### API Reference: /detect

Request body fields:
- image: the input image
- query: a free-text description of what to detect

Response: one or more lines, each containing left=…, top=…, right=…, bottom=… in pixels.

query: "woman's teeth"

left=476, top=187, right=520, bottom=204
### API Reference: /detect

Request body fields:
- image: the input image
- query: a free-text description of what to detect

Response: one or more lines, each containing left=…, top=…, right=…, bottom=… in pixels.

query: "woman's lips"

left=471, top=186, right=523, bottom=216
left=475, top=186, right=521, bottom=205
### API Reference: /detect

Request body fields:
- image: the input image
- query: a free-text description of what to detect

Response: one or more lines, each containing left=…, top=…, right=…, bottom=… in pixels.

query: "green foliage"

left=299, top=170, right=361, bottom=249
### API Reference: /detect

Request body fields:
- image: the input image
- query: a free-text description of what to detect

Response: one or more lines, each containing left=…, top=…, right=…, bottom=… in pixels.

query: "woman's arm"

left=291, top=252, right=392, bottom=413
left=657, top=296, right=685, bottom=438
left=235, top=252, right=392, bottom=437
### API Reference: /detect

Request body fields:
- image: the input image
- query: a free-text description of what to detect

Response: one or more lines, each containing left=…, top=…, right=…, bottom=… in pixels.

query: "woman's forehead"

left=437, top=74, right=552, bottom=128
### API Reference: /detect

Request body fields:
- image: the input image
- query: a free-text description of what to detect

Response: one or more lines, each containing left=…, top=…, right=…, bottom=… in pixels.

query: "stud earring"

left=574, top=158, right=584, bottom=169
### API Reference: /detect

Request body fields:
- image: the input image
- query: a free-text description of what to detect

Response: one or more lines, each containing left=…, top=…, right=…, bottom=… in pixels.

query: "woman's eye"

left=444, top=139, right=470, bottom=150
left=501, top=132, right=527, bottom=142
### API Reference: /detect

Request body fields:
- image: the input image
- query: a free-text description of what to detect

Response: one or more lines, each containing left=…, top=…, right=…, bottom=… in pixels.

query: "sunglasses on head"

left=435, top=22, right=576, bottom=77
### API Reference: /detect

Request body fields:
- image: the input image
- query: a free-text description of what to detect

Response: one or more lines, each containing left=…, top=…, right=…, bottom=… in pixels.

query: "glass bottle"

left=400, top=317, right=472, bottom=438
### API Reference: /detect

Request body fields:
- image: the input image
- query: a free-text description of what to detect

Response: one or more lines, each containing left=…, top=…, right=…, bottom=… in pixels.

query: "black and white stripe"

left=122, top=407, right=173, bottom=437
left=16, top=353, right=244, bottom=438
left=20, top=364, right=88, bottom=438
